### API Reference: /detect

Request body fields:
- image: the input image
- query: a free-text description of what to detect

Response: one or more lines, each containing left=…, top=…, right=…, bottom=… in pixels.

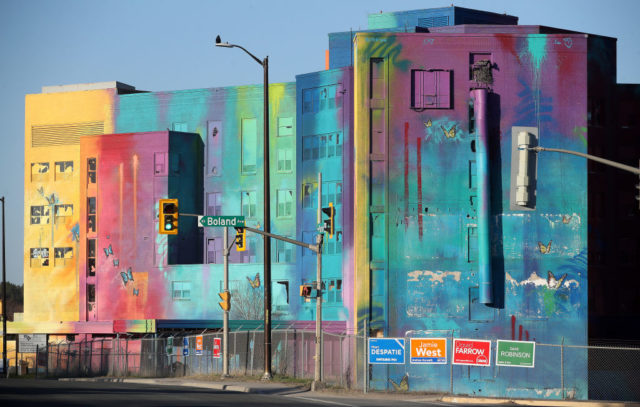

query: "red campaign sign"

left=452, top=339, right=491, bottom=366
left=213, top=338, right=221, bottom=359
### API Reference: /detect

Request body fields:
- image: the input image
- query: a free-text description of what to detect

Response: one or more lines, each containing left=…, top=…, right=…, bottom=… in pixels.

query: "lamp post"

left=1, top=197, right=7, bottom=377
left=215, top=36, right=272, bottom=380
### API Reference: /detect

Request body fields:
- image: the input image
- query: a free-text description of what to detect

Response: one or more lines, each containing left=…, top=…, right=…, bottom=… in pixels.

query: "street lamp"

left=215, top=35, right=273, bottom=381
left=1, top=197, right=7, bottom=377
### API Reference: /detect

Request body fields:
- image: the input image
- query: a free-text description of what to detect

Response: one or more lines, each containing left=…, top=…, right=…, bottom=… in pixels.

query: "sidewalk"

left=59, top=377, right=640, bottom=407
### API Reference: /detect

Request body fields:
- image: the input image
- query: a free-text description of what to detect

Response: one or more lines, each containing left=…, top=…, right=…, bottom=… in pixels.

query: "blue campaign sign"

left=183, top=337, right=189, bottom=356
left=368, top=338, right=405, bottom=364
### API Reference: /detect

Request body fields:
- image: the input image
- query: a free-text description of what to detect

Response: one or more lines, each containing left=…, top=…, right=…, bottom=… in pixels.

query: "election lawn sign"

left=410, top=338, right=447, bottom=364
left=368, top=338, right=405, bottom=364
left=452, top=339, right=492, bottom=366
left=496, top=340, right=535, bottom=368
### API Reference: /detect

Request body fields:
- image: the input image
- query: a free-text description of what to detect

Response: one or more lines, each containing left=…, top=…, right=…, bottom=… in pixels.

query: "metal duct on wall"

left=472, top=88, right=492, bottom=304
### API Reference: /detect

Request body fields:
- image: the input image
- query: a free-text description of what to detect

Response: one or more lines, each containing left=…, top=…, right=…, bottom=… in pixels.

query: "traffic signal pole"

left=313, top=173, right=323, bottom=390
left=222, top=226, right=230, bottom=377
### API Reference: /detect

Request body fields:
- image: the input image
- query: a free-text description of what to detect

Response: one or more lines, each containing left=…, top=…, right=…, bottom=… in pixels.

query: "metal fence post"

left=450, top=330, right=454, bottom=395
left=125, top=338, right=129, bottom=377
left=89, top=340, right=93, bottom=376
left=363, top=318, right=367, bottom=394
left=35, top=345, right=38, bottom=379
left=561, top=338, right=565, bottom=400
left=100, top=340, right=104, bottom=375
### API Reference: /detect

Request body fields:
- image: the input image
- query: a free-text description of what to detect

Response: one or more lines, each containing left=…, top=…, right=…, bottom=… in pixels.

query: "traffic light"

left=234, top=227, right=246, bottom=252
left=159, top=199, right=179, bottom=235
left=218, top=291, right=231, bottom=311
left=300, top=284, right=318, bottom=298
left=321, top=202, right=335, bottom=238
left=300, top=284, right=312, bottom=297
left=509, top=126, right=537, bottom=210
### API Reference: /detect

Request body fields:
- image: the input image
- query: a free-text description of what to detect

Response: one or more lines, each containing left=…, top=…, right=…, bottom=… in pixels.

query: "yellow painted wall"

left=24, top=89, right=115, bottom=322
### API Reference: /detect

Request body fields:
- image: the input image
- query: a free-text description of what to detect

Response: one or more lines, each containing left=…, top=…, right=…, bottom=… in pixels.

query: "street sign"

left=196, top=336, right=203, bottom=356
left=18, top=334, right=47, bottom=353
left=496, top=340, right=535, bottom=368
left=368, top=338, right=405, bottom=364
left=410, top=338, right=447, bottom=364
left=452, top=339, right=491, bottom=366
left=198, top=216, right=245, bottom=227
left=183, top=337, right=189, bottom=356
left=213, top=338, right=221, bottom=359
left=166, top=336, right=174, bottom=355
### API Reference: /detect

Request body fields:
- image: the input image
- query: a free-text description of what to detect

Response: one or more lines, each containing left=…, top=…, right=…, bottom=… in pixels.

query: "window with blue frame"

left=241, top=118, right=257, bottom=173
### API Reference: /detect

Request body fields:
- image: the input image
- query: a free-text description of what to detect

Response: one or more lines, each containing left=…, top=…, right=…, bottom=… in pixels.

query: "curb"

left=58, top=377, right=300, bottom=394
left=442, top=396, right=640, bottom=407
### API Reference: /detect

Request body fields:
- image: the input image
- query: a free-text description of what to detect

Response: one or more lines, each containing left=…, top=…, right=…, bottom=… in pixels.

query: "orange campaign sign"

left=410, top=338, right=447, bottom=364
left=196, top=336, right=203, bottom=356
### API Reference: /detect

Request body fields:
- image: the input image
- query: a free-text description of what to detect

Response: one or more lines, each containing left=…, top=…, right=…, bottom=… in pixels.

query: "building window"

left=277, top=189, right=293, bottom=218
left=302, top=85, right=340, bottom=114
left=154, top=152, right=168, bottom=176
left=241, top=118, right=257, bottom=173
left=172, top=122, right=188, bottom=132
left=54, top=204, right=73, bottom=220
left=325, top=279, right=342, bottom=304
left=322, top=181, right=342, bottom=207
left=468, top=226, right=478, bottom=262
left=87, top=239, right=96, bottom=276
left=87, top=158, right=97, bottom=184
left=277, top=148, right=293, bottom=172
left=30, top=248, right=49, bottom=267
left=323, top=230, right=342, bottom=255
left=54, top=161, right=73, bottom=181
left=273, top=280, right=290, bottom=309
left=87, top=197, right=96, bottom=234
left=241, top=191, right=257, bottom=218
left=207, top=121, right=222, bottom=176
left=301, top=230, right=317, bottom=256
left=172, top=281, right=192, bottom=300
left=207, top=192, right=222, bottom=216
left=31, top=162, right=49, bottom=182
left=87, top=284, right=96, bottom=303
left=54, top=247, right=73, bottom=267
left=30, top=205, right=50, bottom=225
left=278, top=117, right=293, bottom=137
left=302, top=183, right=317, bottom=209
left=411, top=69, right=452, bottom=109
left=302, top=132, right=342, bottom=161
left=207, top=238, right=222, bottom=264
left=275, top=239, right=294, bottom=263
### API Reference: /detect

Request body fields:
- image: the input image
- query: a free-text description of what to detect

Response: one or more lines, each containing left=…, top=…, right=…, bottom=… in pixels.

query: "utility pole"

left=313, top=174, right=323, bottom=390
left=1, top=197, right=6, bottom=378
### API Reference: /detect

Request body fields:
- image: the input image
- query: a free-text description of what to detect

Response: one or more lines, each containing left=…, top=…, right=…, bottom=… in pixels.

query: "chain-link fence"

left=34, top=329, right=360, bottom=388
left=30, top=330, right=640, bottom=401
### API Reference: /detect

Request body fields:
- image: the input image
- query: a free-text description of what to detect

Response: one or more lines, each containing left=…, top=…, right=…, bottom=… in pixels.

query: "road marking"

left=408, top=401, right=451, bottom=406
left=286, top=395, right=354, bottom=406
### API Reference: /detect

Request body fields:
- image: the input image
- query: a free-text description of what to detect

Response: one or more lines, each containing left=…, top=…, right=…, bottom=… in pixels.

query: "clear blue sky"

left=1, top=0, right=639, bottom=285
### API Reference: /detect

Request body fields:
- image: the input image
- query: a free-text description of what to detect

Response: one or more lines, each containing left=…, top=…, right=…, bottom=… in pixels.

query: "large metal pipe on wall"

left=472, top=88, right=493, bottom=304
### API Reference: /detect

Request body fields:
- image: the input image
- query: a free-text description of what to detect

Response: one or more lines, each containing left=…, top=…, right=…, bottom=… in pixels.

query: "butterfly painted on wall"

left=104, top=244, right=113, bottom=258
left=547, top=271, right=567, bottom=289
left=423, top=119, right=432, bottom=128
left=120, top=267, right=134, bottom=285
left=441, top=124, right=456, bottom=139
left=113, top=259, right=119, bottom=267
left=133, top=287, right=139, bottom=296
left=562, top=215, right=572, bottom=224
left=247, top=273, right=260, bottom=289
left=537, top=240, right=552, bottom=254
left=389, top=374, right=409, bottom=392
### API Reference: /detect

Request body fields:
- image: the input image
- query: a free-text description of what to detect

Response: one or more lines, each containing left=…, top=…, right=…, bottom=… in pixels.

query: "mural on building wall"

left=18, top=7, right=629, bottom=400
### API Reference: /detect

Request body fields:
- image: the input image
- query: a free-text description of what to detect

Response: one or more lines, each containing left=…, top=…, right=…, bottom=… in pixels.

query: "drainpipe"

left=472, top=88, right=493, bottom=304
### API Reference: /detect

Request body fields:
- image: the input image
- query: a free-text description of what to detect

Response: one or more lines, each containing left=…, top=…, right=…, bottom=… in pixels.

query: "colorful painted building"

left=13, top=6, right=639, bottom=399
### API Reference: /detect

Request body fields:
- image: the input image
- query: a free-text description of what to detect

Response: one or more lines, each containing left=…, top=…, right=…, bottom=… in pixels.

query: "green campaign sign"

left=198, top=216, right=245, bottom=227
left=496, top=340, right=535, bottom=368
